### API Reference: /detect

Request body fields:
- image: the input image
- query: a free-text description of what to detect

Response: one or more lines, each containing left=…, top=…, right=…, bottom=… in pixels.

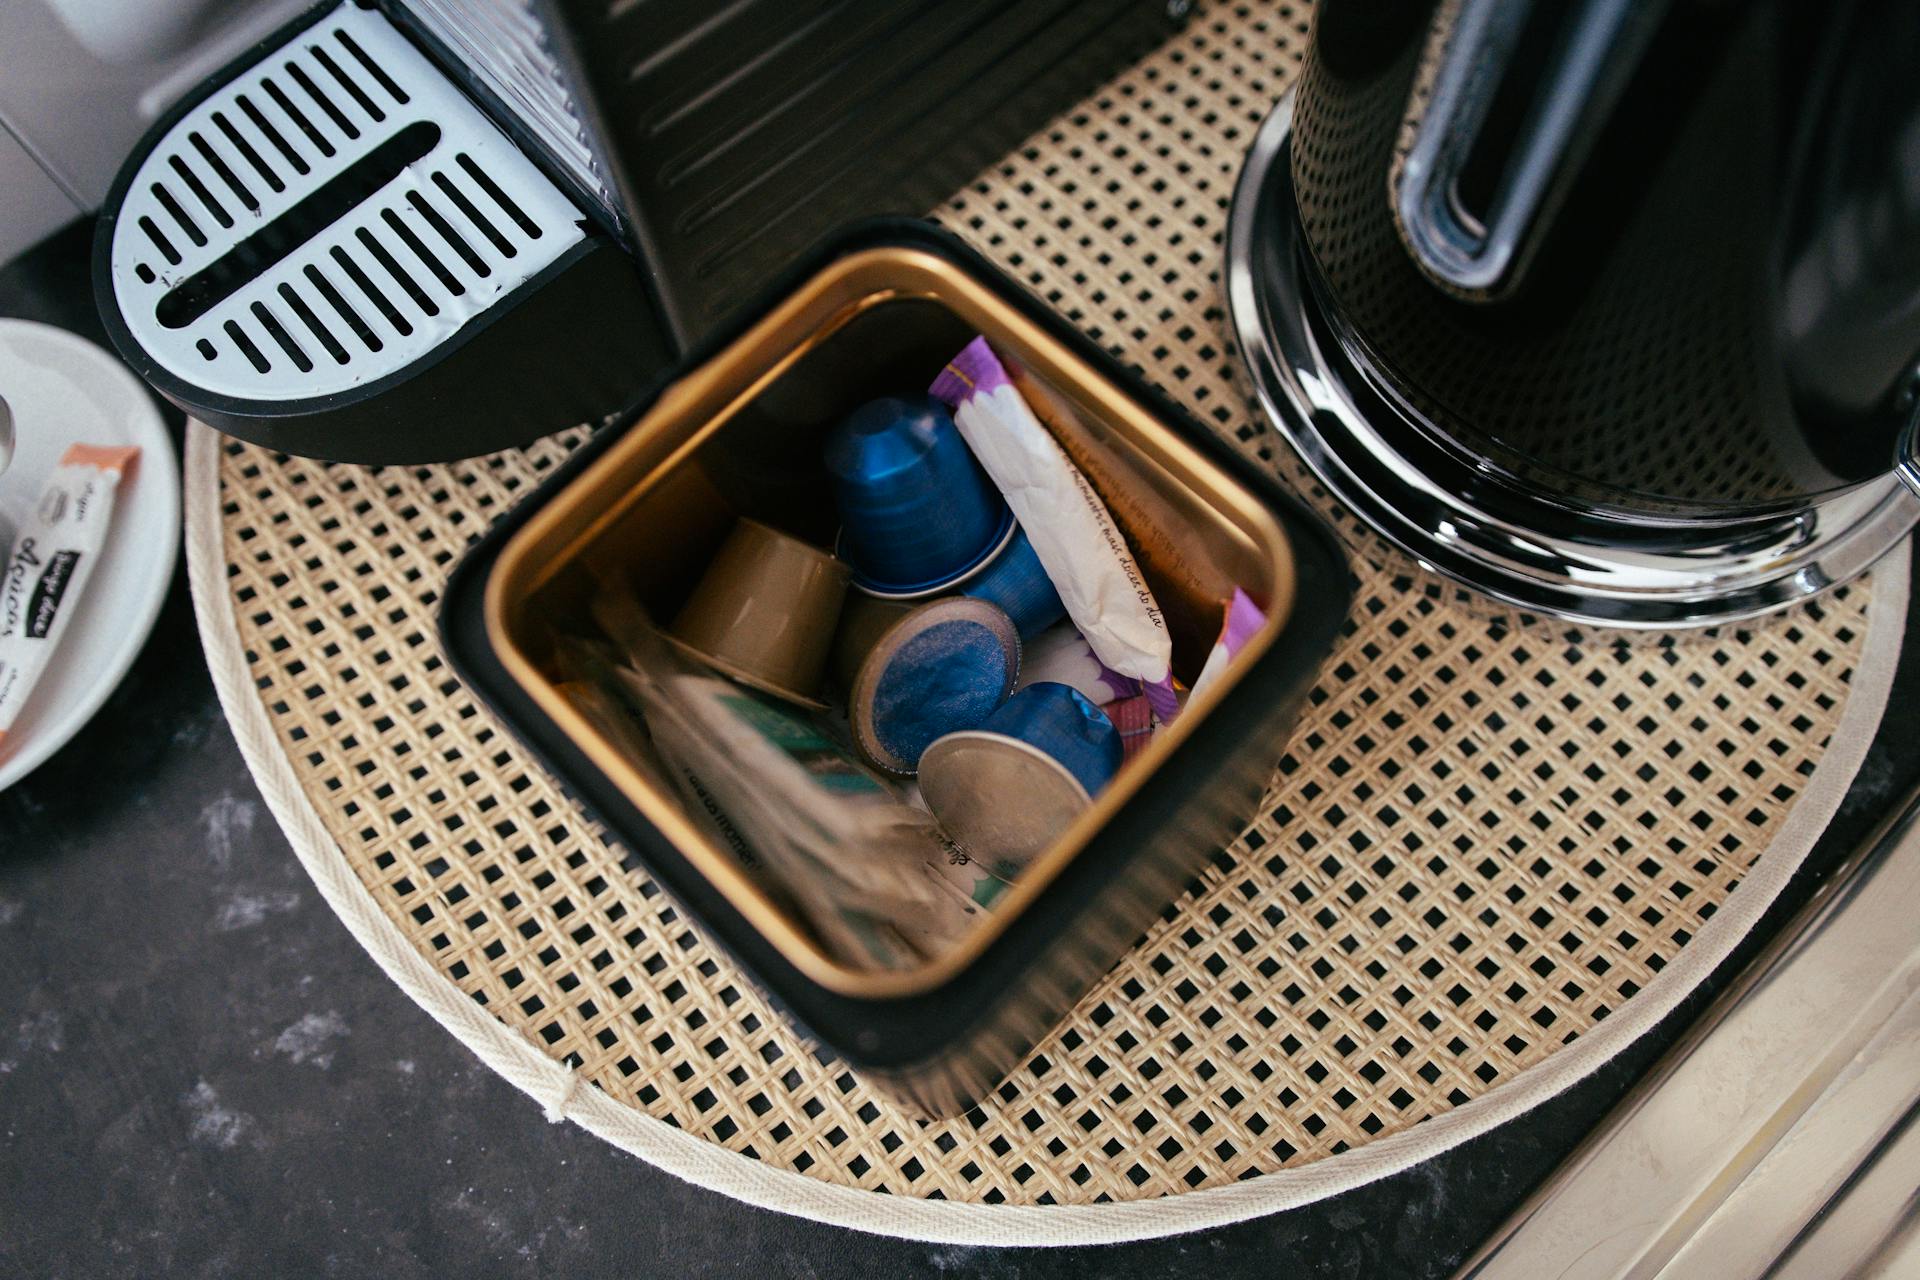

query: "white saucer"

left=0, top=319, right=180, bottom=792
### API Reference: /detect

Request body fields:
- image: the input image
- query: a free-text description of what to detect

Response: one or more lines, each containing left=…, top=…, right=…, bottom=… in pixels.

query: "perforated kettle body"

left=1226, top=0, right=1920, bottom=626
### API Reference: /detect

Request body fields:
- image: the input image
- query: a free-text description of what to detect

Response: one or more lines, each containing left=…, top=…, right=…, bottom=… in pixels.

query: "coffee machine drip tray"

left=92, top=1, right=661, bottom=464
left=103, top=3, right=582, bottom=407
left=1225, top=95, right=1918, bottom=630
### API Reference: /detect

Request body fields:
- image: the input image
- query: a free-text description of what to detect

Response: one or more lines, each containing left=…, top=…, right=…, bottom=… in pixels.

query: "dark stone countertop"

left=3, top=219, right=1916, bottom=1279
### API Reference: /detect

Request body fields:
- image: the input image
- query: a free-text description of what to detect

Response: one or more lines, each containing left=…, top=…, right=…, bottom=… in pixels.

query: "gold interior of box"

left=483, top=246, right=1298, bottom=997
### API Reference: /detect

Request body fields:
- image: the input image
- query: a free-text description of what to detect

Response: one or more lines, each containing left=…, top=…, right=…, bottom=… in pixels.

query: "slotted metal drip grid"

left=107, top=2, right=583, bottom=403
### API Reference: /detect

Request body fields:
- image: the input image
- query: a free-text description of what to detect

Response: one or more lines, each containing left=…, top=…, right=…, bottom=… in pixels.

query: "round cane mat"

left=188, top=0, right=1907, bottom=1244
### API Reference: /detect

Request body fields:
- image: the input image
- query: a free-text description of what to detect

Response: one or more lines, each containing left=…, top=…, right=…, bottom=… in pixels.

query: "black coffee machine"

left=93, top=0, right=1176, bottom=464
left=1227, top=0, right=1920, bottom=626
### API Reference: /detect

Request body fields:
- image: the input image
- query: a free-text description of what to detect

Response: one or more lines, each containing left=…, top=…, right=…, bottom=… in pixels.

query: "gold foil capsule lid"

left=917, top=730, right=1090, bottom=869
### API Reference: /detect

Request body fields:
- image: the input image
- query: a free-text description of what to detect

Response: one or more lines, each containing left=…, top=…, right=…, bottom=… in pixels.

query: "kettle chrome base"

left=1225, top=95, right=1919, bottom=629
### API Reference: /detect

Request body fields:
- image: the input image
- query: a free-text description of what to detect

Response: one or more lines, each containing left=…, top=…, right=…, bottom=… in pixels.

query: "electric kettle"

left=1227, top=0, right=1920, bottom=626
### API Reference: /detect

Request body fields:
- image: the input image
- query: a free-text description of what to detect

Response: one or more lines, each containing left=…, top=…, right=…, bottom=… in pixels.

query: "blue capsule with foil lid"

left=975, top=681, right=1123, bottom=798
left=824, top=396, right=1012, bottom=593
left=957, top=524, right=1065, bottom=638
left=917, top=681, right=1124, bottom=869
left=848, top=598, right=1021, bottom=775
left=841, top=520, right=1066, bottom=640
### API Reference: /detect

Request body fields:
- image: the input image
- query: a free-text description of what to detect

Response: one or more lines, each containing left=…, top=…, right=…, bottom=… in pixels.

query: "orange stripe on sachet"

left=60, top=444, right=141, bottom=474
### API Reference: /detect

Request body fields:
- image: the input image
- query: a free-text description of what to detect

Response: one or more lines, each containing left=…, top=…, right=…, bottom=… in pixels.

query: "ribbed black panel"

left=536, top=0, right=1170, bottom=346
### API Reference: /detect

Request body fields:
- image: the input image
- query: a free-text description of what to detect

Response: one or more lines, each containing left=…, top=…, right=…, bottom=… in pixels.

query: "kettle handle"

left=1395, top=0, right=1664, bottom=300
left=1899, top=400, right=1920, bottom=501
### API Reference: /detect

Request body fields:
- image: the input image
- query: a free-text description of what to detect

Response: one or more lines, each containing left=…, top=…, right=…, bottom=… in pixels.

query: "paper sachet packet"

left=1185, top=588, right=1266, bottom=708
left=654, top=673, right=983, bottom=969
left=582, top=587, right=989, bottom=968
left=930, top=338, right=1179, bottom=719
left=0, top=444, right=140, bottom=753
left=551, top=634, right=774, bottom=886
left=1013, top=621, right=1141, bottom=706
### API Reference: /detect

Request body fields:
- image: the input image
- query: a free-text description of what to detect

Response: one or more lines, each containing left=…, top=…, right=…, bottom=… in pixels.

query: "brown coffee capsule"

left=667, top=517, right=848, bottom=710
left=828, top=592, right=917, bottom=694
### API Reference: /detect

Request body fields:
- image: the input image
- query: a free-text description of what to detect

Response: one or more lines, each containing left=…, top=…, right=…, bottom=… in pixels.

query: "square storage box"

left=442, top=222, right=1351, bottom=1115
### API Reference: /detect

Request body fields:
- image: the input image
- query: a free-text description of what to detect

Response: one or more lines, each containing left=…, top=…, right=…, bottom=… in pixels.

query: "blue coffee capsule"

left=918, top=682, right=1124, bottom=869
left=842, top=520, right=1065, bottom=640
left=974, top=682, right=1123, bottom=798
left=849, top=598, right=1021, bottom=775
left=957, top=524, right=1065, bottom=638
left=824, top=396, right=1012, bottom=593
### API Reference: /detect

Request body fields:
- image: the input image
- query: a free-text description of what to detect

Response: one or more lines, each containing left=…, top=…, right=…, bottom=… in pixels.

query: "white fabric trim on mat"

left=185, top=422, right=1911, bottom=1247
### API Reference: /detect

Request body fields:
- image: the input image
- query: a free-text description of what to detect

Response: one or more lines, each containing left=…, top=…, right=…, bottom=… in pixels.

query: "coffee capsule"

left=842, top=518, right=1065, bottom=638
left=952, top=523, right=1065, bottom=638
left=666, top=517, right=848, bottom=710
left=824, top=395, right=1012, bottom=593
left=919, top=682, right=1124, bottom=866
left=828, top=592, right=916, bottom=694
left=849, top=597, right=1020, bottom=775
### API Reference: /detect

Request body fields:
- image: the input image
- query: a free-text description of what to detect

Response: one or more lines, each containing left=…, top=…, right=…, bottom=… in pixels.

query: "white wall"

left=0, top=0, right=311, bottom=263
left=0, top=125, right=83, bottom=264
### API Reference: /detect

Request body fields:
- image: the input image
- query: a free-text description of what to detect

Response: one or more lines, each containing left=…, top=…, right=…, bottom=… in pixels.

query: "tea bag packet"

left=921, top=836, right=1017, bottom=912
left=1103, top=692, right=1156, bottom=762
left=569, top=603, right=949, bottom=967
left=930, top=338, right=1179, bottom=720
left=659, top=675, right=981, bottom=967
left=0, top=445, right=139, bottom=753
left=1005, top=359, right=1247, bottom=662
left=640, top=685, right=923, bottom=968
left=0, top=400, right=14, bottom=565
left=551, top=637, right=774, bottom=884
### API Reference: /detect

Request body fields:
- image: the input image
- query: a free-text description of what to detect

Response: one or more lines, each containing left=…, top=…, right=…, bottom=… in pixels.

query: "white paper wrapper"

left=931, top=338, right=1176, bottom=716
left=0, top=444, right=139, bottom=752
left=1013, top=621, right=1141, bottom=706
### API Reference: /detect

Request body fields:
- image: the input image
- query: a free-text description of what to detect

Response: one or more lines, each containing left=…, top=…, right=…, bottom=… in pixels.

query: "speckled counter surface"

left=3, top=220, right=1917, bottom=1279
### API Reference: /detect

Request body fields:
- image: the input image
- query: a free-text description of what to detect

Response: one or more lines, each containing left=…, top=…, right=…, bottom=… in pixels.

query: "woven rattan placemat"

left=186, top=0, right=1908, bottom=1245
